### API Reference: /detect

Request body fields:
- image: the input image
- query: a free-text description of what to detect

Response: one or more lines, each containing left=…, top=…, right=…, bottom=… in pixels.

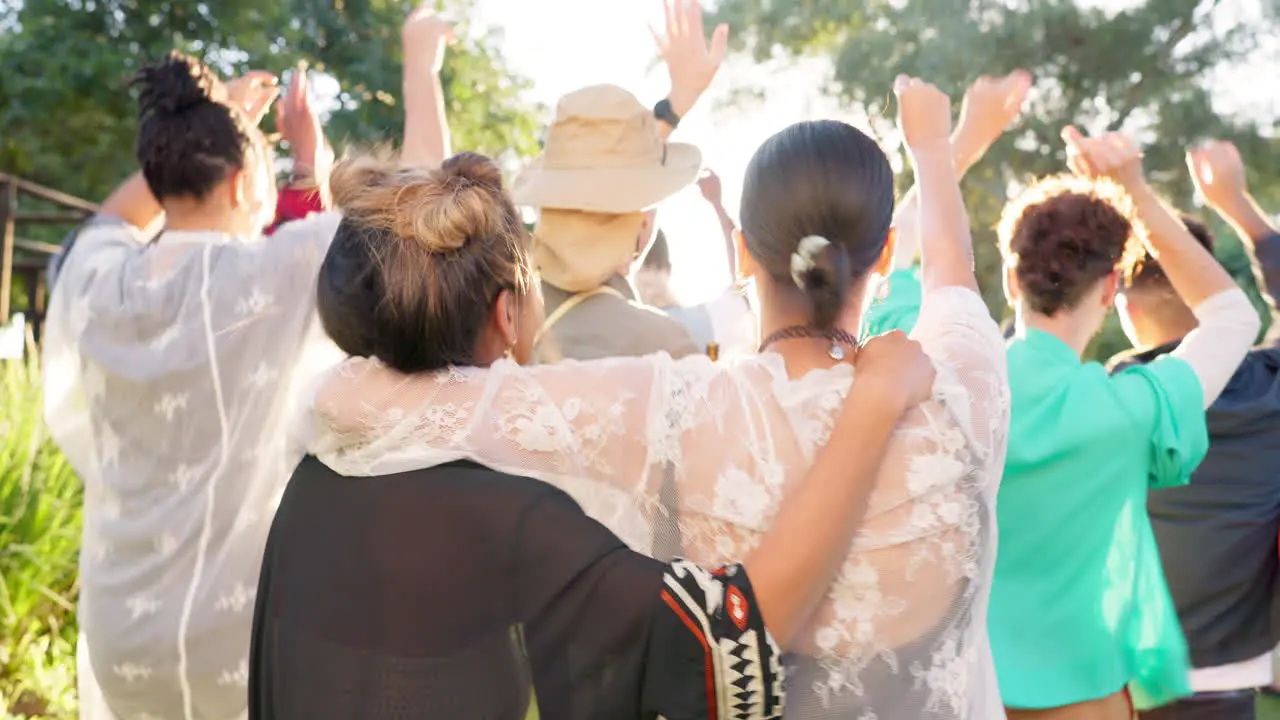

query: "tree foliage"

left=0, top=0, right=543, bottom=205
left=714, top=0, right=1280, bottom=356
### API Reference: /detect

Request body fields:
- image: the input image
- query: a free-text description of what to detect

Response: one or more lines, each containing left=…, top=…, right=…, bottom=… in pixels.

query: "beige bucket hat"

left=512, top=84, right=702, bottom=213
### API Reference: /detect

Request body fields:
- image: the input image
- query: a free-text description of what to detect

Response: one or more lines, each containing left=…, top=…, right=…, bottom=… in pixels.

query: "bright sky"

left=473, top=0, right=863, bottom=304
left=472, top=0, right=1279, bottom=304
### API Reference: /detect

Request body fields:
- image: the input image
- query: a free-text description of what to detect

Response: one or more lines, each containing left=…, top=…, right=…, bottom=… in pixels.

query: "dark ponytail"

left=740, top=120, right=894, bottom=331
left=132, top=51, right=254, bottom=201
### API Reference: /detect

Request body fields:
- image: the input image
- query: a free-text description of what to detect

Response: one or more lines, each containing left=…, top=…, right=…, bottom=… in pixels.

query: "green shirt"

left=862, top=267, right=922, bottom=338
left=872, top=272, right=1205, bottom=709
left=992, top=329, right=1205, bottom=709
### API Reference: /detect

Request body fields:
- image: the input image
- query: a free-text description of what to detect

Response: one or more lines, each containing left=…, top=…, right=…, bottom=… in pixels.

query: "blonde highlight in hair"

left=997, top=173, right=1145, bottom=316
left=330, top=148, right=511, bottom=254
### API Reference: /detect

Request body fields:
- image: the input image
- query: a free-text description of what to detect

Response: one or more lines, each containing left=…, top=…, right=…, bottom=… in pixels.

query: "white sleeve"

left=1171, top=288, right=1261, bottom=407
left=909, top=286, right=1010, bottom=462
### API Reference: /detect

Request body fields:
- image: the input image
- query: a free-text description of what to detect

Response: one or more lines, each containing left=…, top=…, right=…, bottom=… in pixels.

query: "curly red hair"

left=998, top=174, right=1143, bottom=316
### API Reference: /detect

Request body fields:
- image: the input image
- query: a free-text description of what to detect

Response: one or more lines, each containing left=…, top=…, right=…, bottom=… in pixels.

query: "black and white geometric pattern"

left=664, top=560, right=786, bottom=719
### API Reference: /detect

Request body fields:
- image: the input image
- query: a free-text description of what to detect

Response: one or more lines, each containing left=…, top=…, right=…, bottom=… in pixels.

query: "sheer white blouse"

left=302, top=284, right=1011, bottom=719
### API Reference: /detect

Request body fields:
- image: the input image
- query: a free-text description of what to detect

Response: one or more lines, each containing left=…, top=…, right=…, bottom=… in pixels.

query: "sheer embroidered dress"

left=42, top=212, right=342, bottom=720
left=302, top=285, right=1010, bottom=719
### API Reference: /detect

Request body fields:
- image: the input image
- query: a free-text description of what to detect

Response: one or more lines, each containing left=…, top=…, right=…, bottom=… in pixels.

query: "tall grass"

left=0, top=343, right=81, bottom=719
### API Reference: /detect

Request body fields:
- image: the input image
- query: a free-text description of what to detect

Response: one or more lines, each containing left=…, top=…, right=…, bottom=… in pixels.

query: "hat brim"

left=510, top=142, right=702, bottom=214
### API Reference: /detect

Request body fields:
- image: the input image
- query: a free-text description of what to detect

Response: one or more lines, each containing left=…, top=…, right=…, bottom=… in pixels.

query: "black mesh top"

left=249, top=457, right=784, bottom=720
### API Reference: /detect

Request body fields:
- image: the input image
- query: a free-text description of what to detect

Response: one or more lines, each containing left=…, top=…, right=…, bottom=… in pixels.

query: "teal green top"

left=993, top=329, right=1203, bottom=709
left=862, top=267, right=922, bottom=338
left=872, top=273, right=1204, bottom=710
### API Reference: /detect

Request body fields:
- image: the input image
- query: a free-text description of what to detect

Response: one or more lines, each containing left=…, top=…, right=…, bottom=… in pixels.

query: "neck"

left=1136, top=316, right=1196, bottom=350
left=756, top=278, right=868, bottom=377
left=1018, top=307, right=1097, bottom=357
left=162, top=198, right=244, bottom=236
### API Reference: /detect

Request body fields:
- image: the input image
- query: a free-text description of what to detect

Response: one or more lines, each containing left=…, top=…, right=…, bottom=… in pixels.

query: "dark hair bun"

left=135, top=50, right=220, bottom=118
left=331, top=150, right=514, bottom=253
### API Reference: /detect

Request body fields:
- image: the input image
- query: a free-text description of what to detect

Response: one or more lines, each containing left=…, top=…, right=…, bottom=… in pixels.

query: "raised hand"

left=652, top=0, right=729, bottom=119
left=894, top=75, right=953, bottom=152
left=1187, top=140, right=1247, bottom=209
left=697, top=168, right=722, bottom=205
left=224, top=70, right=279, bottom=126
left=954, top=70, right=1031, bottom=162
left=276, top=63, right=332, bottom=181
left=1062, top=126, right=1145, bottom=190
left=403, top=3, right=455, bottom=74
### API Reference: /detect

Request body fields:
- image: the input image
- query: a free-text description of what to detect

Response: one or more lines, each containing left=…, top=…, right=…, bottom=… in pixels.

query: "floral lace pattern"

left=308, top=285, right=1010, bottom=719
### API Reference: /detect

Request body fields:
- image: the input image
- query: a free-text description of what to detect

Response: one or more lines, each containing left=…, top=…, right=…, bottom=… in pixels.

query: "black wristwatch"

left=654, top=98, right=681, bottom=129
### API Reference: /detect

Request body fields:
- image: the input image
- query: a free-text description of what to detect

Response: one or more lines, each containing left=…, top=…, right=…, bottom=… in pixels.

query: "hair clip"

left=790, top=235, right=831, bottom=288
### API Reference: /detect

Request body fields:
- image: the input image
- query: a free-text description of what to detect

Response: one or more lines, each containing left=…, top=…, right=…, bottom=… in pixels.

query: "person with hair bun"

left=277, top=75, right=1009, bottom=719
left=254, top=149, right=938, bottom=720
left=983, top=130, right=1261, bottom=718
left=41, top=8, right=454, bottom=720
left=40, top=50, right=342, bottom=720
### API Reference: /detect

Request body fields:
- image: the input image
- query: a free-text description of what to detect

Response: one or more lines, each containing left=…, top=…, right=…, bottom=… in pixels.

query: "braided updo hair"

left=132, top=51, right=265, bottom=202
left=317, top=151, right=537, bottom=374
left=998, top=174, right=1142, bottom=316
left=740, top=120, right=895, bottom=331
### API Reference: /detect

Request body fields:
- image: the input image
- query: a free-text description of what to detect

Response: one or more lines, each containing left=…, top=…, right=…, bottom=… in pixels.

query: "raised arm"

left=267, top=64, right=333, bottom=234
left=650, top=0, right=727, bottom=141
left=696, top=169, right=738, bottom=281
left=400, top=5, right=453, bottom=168
left=1187, top=140, right=1280, bottom=311
left=891, top=71, right=1030, bottom=270
left=1065, top=128, right=1260, bottom=405
left=896, top=76, right=979, bottom=293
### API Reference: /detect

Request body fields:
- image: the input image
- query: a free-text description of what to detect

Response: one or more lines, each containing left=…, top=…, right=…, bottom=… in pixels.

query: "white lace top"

left=303, top=284, right=1011, bottom=719
left=42, top=212, right=343, bottom=720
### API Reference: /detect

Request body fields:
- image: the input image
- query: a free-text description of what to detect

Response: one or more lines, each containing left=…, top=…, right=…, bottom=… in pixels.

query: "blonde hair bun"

left=330, top=150, right=509, bottom=253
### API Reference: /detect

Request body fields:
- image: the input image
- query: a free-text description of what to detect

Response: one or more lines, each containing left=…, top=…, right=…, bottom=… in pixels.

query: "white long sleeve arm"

left=1172, top=287, right=1261, bottom=407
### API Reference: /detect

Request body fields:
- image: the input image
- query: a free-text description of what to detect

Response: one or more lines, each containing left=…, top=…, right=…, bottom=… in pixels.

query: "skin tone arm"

left=276, top=63, right=333, bottom=193
left=746, top=330, right=934, bottom=648
left=400, top=4, right=454, bottom=168
left=1187, top=140, right=1280, bottom=310
left=1064, top=128, right=1239, bottom=307
left=897, top=76, right=982, bottom=293
left=891, top=71, right=1031, bottom=270
left=99, top=70, right=281, bottom=234
left=650, top=0, right=728, bottom=141
left=696, top=169, right=738, bottom=281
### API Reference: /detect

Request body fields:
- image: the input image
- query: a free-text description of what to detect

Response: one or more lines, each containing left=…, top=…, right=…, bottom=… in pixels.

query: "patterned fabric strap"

left=657, top=559, right=785, bottom=720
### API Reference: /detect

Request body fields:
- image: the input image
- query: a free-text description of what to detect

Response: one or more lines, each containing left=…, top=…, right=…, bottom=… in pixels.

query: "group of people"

left=36, top=1, right=1280, bottom=719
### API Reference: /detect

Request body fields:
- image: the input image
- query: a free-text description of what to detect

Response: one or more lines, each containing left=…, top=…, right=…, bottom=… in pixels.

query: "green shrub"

left=0, top=344, right=81, bottom=719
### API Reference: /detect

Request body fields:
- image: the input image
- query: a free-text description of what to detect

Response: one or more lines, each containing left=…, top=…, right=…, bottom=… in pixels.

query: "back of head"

left=998, top=174, right=1140, bottom=316
left=133, top=51, right=259, bottom=202
left=317, top=151, right=535, bottom=373
left=642, top=229, right=671, bottom=273
left=1119, top=214, right=1215, bottom=339
left=739, top=120, right=895, bottom=330
left=1125, top=214, right=1215, bottom=296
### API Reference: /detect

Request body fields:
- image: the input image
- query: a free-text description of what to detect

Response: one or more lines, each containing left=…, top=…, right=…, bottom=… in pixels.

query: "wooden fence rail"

left=0, top=173, right=98, bottom=344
